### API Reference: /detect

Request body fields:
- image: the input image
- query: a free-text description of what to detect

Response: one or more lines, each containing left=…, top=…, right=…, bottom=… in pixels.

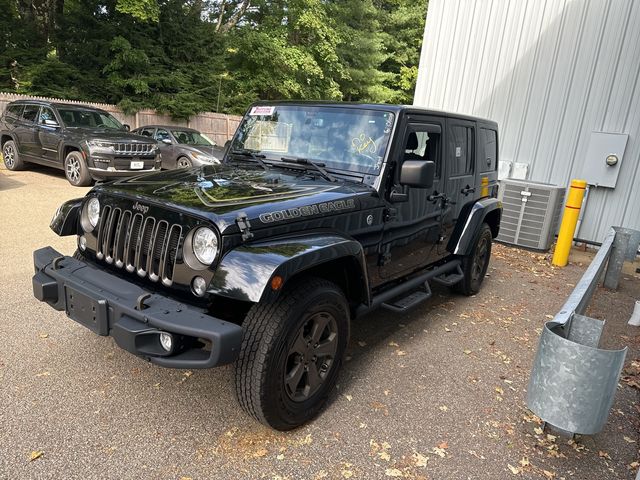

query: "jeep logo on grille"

left=132, top=202, right=149, bottom=214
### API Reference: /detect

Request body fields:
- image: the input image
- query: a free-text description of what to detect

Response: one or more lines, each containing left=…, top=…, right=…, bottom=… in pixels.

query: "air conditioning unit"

left=497, top=179, right=566, bottom=251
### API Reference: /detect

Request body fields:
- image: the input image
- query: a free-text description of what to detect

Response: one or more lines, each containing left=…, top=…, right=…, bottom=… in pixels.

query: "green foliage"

left=2, top=0, right=428, bottom=116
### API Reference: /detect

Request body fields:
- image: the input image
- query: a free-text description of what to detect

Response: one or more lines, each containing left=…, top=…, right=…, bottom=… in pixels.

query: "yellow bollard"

left=480, top=176, right=489, bottom=197
left=552, top=179, right=587, bottom=267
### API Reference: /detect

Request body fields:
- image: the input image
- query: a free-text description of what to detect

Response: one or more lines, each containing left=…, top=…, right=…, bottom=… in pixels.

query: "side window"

left=39, top=107, right=57, bottom=125
left=5, top=104, right=23, bottom=119
left=403, top=124, right=442, bottom=178
left=448, top=125, right=474, bottom=177
left=21, top=105, right=40, bottom=123
left=479, top=128, right=497, bottom=173
left=139, top=128, right=155, bottom=137
left=155, top=129, right=170, bottom=142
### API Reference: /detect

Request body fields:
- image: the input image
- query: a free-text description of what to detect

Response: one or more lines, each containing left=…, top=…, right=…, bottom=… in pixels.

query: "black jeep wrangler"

left=32, top=102, right=501, bottom=430
left=1, top=100, right=161, bottom=186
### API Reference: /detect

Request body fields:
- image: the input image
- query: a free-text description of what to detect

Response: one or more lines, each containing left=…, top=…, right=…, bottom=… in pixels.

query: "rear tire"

left=234, top=277, right=349, bottom=430
left=64, top=151, right=92, bottom=187
left=456, top=223, right=492, bottom=296
left=2, top=140, right=25, bottom=170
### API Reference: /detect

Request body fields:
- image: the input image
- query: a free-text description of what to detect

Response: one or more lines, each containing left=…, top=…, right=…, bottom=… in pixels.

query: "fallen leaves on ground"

left=29, top=451, right=43, bottom=462
left=385, top=468, right=403, bottom=477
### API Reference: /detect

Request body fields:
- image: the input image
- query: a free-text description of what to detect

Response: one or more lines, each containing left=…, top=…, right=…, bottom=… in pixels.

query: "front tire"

left=234, top=277, right=350, bottom=430
left=64, top=151, right=92, bottom=187
left=176, top=156, right=192, bottom=168
left=456, top=223, right=493, bottom=296
left=2, top=140, right=25, bottom=170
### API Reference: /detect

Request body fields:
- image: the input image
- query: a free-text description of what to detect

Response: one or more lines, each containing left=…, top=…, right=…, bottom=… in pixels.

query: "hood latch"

left=236, top=213, right=254, bottom=242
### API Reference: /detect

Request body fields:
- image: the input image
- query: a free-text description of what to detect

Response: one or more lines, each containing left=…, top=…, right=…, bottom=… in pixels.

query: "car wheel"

left=64, top=151, right=92, bottom=187
left=456, top=223, right=493, bottom=296
left=2, top=140, right=25, bottom=170
left=176, top=156, right=192, bottom=168
left=235, top=277, right=349, bottom=430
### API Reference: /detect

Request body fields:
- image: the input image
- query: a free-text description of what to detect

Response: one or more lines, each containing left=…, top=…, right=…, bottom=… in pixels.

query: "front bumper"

left=32, top=246, right=243, bottom=369
left=88, top=166, right=160, bottom=179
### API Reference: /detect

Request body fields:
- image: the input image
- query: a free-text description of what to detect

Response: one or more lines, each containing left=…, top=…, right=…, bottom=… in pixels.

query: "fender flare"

left=59, top=142, right=86, bottom=162
left=1, top=132, right=18, bottom=149
left=447, top=197, right=502, bottom=256
left=209, top=234, right=369, bottom=304
left=50, top=198, right=83, bottom=236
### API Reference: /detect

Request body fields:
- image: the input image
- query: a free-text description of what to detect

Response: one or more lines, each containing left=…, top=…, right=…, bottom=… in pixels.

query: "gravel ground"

left=1, top=164, right=639, bottom=480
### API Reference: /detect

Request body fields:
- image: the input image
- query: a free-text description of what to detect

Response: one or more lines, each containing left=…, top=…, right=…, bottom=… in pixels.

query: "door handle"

left=461, top=185, right=475, bottom=195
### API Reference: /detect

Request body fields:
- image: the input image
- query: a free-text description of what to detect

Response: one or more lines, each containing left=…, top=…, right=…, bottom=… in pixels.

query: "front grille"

left=113, top=143, right=155, bottom=155
left=96, top=205, right=182, bottom=286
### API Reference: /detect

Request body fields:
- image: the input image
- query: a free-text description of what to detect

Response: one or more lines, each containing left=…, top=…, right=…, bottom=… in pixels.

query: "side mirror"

left=161, top=138, right=172, bottom=145
left=43, top=119, right=59, bottom=128
left=400, top=160, right=435, bottom=189
left=123, top=124, right=130, bottom=131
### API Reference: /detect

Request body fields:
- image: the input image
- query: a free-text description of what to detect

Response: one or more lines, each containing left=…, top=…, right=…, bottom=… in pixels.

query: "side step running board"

left=382, top=282, right=432, bottom=312
left=432, top=265, right=464, bottom=287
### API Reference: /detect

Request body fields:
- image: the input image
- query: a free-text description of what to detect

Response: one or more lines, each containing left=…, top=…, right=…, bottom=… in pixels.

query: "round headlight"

left=87, top=197, right=100, bottom=228
left=192, top=227, right=218, bottom=265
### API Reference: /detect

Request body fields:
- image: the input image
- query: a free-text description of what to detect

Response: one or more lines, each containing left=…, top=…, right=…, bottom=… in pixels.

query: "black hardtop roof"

left=251, top=101, right=498, bottom=127
left=8, top=99, right=109, bottom=114
left=135, top=125, right=199, bottom=132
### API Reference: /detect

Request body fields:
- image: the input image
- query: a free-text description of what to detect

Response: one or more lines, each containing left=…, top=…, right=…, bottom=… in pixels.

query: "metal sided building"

left=414, top=0, right=640, bottom=244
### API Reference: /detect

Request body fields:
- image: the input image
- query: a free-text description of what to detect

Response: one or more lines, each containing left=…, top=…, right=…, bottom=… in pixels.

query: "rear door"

left=15, top=104, right=40, bottom=159
left=442, top=119, right=477, bottom=240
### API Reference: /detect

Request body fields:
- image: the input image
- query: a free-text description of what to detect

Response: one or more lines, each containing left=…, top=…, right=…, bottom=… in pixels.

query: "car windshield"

left=171, top=130, right=215, bottom=146
left=230, top=105, right=395, bottom=175
left=57, top=108, right=124, bottom=130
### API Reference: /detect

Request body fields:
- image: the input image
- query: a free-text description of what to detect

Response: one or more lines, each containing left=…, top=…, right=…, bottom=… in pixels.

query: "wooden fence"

left=0, top=93, right=242, bottom=145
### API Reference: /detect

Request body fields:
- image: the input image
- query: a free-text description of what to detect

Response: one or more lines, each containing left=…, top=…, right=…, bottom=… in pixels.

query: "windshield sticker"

left=384, top=114, right=393, bottom=134
left=351, top=133, right=377, bottom=155
left=249, top=106, right=275, bottom=116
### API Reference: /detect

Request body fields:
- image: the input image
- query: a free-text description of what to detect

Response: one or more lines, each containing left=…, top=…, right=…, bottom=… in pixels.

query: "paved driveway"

left=1, top=164, right=638, bottom=479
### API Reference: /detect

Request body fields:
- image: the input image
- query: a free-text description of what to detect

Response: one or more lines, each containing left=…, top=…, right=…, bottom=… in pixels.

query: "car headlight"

left=87, top=140, right=114, bottom=150
left=190, top=152, right=215, bottom=163
left=192, top=227, right=218, bottom=265
left=81, top=197, right=100, bottom=232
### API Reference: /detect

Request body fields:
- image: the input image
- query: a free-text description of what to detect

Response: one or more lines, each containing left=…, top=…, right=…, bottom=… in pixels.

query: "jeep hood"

left=94, top=164, right=375, bottom=233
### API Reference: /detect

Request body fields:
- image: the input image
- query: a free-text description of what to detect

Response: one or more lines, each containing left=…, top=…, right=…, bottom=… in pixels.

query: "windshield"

left=230, top=105, right=395, bottom=175
left=57, top=108, right=124, bottom=130
left=171, top=130, right=215, bottom=146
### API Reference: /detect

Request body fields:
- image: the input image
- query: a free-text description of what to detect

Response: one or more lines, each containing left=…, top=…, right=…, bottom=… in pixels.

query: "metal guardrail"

left=527, top=226, right=640, bottom=435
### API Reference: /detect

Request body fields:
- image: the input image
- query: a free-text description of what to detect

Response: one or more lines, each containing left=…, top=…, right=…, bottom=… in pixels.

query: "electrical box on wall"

left=579, top=132, right=628, bottom=188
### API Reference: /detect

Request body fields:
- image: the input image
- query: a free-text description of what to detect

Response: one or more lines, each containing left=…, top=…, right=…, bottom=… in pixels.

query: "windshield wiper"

left=229, top=149, right=269, bottom=170
left=280, top=156, right=337, bottom=182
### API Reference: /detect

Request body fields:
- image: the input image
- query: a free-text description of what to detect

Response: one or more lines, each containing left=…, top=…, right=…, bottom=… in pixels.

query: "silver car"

left=132, top=125, right=224, bottom=169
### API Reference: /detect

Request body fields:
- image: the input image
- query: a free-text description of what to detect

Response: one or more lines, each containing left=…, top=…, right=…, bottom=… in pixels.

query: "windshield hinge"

left=384, top=207, right=398, bottom=222
left=236, top=213, right=254, bottom=242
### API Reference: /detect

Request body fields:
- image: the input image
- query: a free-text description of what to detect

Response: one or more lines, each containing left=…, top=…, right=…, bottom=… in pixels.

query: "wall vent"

left=497, top=179, right=566, bottom=251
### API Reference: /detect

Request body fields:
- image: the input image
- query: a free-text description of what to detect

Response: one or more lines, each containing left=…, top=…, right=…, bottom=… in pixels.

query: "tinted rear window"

left=21, top=105, right=40, bottom=123
left=479, top=128, right=498, bottom=173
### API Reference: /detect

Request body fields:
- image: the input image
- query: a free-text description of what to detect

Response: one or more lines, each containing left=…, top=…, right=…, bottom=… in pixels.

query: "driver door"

left=378, top=117, right=447, bottom=280
left=154, top=128, right=177, bottom=168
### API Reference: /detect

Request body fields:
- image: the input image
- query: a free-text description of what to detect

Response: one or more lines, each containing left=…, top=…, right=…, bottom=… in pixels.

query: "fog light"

left=78, top=235, right=87, bottom=251
left=192, top=276, right=207, bottom=297
left=159, top=332, right=173, bottom=352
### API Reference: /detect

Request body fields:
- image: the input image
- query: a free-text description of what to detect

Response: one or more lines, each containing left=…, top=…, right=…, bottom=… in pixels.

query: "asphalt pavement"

left=1, top=164, right=639, bottom=480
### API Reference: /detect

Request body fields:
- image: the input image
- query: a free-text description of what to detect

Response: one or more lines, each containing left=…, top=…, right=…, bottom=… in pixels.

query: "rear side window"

left=4, top=104, right=23, bottom=119
left=480, top=128, right=497, bottom=173
left=448, top=125, right=474, bottom=177
left=21, top=105, right=40, bottom=123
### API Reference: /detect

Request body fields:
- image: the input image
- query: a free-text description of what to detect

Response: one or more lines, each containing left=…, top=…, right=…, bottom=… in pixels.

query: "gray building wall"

left=414, top=0, right=640, bottom=243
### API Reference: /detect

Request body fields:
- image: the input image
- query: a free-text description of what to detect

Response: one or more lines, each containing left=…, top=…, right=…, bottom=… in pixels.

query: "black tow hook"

left=136, top=293, right=152, bottom=311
